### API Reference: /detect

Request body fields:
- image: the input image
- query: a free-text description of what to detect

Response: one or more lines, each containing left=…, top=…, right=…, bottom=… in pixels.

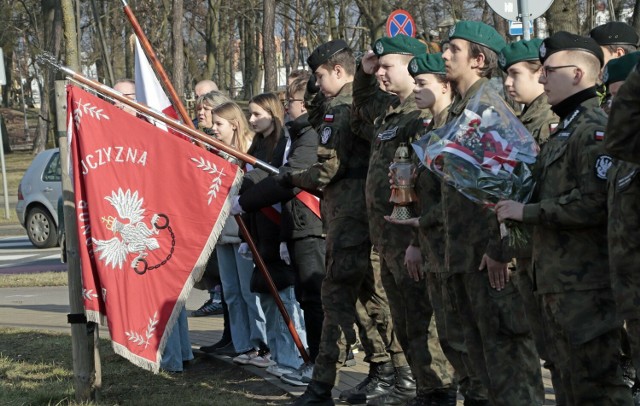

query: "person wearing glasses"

left=496, top=32, right=632, bottom=405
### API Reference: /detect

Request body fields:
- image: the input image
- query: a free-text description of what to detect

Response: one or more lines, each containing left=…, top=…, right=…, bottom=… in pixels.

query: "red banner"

left=67, top=85, right=241, bottom=372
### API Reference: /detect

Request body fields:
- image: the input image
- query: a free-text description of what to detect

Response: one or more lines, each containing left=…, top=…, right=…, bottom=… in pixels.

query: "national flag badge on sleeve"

left=324, top=114, right=334, bottom=122
left=549, top=123, right=558, bottom=133
left=423, top=118, right=432, bottom=127
left=594, top=130, right=605, bottom=141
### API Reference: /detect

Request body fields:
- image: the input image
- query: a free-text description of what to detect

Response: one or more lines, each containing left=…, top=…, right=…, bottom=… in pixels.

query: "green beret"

left=603, top=51, right=640, bottom=85
left=448, top=21, right=506, bottom=54
left=590, top=22, right=639, bottom=46
left=307, top=39, right=349, bottom=72
left=499, top=38, right=543, bottom=71
left=373, top=34, right=427, bottom=57
left=539, top=31, right=605, bottom=67
left=408, top=53, right=446, bottom=77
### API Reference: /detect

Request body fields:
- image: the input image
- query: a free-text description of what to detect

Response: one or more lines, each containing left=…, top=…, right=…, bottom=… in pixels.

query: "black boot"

left=366, top=365, right=416, bottom=405
left=200, top=296, right=232, bottom=353
left=293, top=380, right=335, bottom=406
left=404, top=391, right=432, bottom=406
left=430, top=388, right=458, bottom=406
left=341, top=362, right=395, bottom=404
left=633, top=380, right=640, bottom=406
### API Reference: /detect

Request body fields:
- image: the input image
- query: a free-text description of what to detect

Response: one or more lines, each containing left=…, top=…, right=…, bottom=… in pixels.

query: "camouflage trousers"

left=378, top=244, right=454, bottom=393
left=312, top=241, right=405, bottom=385
left=447, top=272, right=543, bottom=406
left=353, top=248, right=406, bottom=366
left=513, top=260, right=566, bottom=405
left=428, top=272, right=488, bottom=401
left=542, top=289, right=632, bottom=406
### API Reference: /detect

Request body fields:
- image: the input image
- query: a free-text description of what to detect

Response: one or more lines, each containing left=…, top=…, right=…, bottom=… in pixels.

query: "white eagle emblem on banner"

left=93, top=188, right=162, bottom=271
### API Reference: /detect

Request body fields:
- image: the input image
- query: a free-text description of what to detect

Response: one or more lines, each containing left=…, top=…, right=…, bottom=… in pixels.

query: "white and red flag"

left=133, top=37, right=180, bottom=132
left=67, top=84, right=241, bottom=372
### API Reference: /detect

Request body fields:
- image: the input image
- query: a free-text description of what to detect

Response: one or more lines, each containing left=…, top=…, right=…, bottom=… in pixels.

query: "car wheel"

left=26, top=207, right=58, bottom=248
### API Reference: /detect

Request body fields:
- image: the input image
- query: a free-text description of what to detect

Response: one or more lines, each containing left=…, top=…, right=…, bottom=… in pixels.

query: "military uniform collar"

left=328, top=82, right=353, bottom=106
left=520, top=93, right=549, bottom=123
left=432, top=105, right=451, bottom=129
left=387, top=92, right=419, bottom=116
left=551, top=87, right=598, bottom=119
left=449, top=77, right=489, bottom=117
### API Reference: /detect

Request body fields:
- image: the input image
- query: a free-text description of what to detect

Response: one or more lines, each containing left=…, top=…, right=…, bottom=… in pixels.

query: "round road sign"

left=386, top=9, right=416, bottom=38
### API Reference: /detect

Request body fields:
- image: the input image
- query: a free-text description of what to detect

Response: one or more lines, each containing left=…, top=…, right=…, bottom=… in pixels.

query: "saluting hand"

left=361, top=50, right=379, bottom=75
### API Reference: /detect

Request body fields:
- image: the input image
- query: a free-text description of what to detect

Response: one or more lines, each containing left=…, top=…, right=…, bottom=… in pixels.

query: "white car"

left=16, top=148, right=62, bottom=248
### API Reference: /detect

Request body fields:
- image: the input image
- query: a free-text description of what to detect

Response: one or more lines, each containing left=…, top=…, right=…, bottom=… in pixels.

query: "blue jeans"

left=259, top=285, right=307, bottom=369
left=217, top=243, right=268, bottom=353
left=160, top=306, right=193, bottom=372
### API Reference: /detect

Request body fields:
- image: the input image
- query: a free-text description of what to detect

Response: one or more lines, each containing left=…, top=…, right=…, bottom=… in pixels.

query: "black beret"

left=539, top=31, right=605, bottom=67
left=307, top=39, right=349, bottom=72
left=590, top=22, right=639, bottom=46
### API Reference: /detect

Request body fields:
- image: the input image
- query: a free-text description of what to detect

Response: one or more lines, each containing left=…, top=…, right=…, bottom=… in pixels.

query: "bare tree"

left=33, top=0, right=63, bottom=154
left=263, top=0, right=277, bottom=91
left=545, top=0, right=580, bottom=34
left=172, top=0, right=184, bottom=97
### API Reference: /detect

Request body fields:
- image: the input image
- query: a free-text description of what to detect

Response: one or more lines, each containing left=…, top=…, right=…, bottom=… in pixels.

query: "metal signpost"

left=486, top=0, right=554, bottom=40
left=386, top=9, right=416, bottom=38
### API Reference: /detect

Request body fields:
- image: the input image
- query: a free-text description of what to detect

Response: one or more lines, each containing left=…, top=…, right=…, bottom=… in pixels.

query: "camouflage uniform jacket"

left=522, top=92, right=611, bottom=294
left=520, top=93, right=557, bottom=146
left=290, top=82, right=371, bottom=250
left=351, top=67, right=398, bottom=144
left=360, top=83, right=428, bottom=248
left=605, top=68, right=640, bottom=164
left=414, top=107, right=450, bottom=273
left=514, top=93, right=558, bottom=260
left=607, top=160, right=640, bottom=319
left=441, top=78, right=509, bottom=273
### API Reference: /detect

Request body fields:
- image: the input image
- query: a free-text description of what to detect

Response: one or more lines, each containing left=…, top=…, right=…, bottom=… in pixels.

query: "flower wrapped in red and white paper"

left=412, top=83, right=539, bottom=246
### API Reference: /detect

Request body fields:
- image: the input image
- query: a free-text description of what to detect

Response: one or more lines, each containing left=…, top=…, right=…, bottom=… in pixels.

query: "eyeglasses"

left=284, top=98, right=303, bottom=108
left=541, top=64, right=579, bottom=78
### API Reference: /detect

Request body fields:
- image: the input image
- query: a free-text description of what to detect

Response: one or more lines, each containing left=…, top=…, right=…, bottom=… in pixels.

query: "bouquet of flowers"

left=412, top=83, right=539, bottom=246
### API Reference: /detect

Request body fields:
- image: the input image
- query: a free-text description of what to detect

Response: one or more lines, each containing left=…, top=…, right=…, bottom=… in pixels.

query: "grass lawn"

left=0, top=271, right=68, bottom=288
left=0, top=328, right=291, bottom=405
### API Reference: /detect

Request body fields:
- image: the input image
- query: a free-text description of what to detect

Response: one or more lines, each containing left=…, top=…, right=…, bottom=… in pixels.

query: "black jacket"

left=240, top=129, right=294, bottom=292
left=239, top=114, right=324, bottom=241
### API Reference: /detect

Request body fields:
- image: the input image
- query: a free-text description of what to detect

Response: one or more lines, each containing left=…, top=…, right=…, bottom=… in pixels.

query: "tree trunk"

left=545, top=0, right=579, bottom=35
left=205, top=0, right=218, bottom=82
left=61, top=0, right=98, bottom=402
left=34, top=0, right=62, bottom=154
left=263, top=0, right=277, bottom=92
left=172, top=0, right=184, bottom=98
left=633, top=0, right=640, bottom=33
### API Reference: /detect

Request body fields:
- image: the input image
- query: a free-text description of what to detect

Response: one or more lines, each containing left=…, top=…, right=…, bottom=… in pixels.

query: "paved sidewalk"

left=0, top=286, right=556, bottom=405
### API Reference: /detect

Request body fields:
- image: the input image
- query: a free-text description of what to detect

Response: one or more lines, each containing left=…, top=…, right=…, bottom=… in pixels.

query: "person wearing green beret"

left=603, top=51, right=640, bottom=98
left=497, top=31, right=633, bottom=406
left=387, top=52, right=488, bottom=406
left=499, top=38, right=565, bottom=405
left=441, top=20, right=544, bottom=406
left=353, top=35, right=457, bottom=406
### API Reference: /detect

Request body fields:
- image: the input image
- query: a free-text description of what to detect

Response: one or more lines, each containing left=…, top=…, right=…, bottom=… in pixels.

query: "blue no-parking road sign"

left=386, top=9, right=416, bottom=38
